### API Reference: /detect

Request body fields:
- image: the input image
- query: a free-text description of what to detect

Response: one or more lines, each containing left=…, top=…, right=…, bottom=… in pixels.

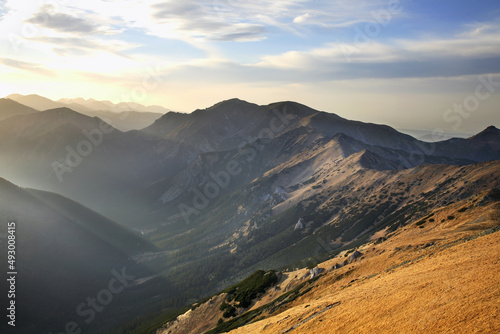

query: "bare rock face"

left=349, top=250, right=363, bottom=263
left=310, top=267, right=325, bottom=279
left=295, top=218, right=305, bottom=230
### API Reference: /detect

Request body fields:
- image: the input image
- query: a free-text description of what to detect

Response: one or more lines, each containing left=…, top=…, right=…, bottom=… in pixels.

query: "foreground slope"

left=156, top=185, right=500, bottom=333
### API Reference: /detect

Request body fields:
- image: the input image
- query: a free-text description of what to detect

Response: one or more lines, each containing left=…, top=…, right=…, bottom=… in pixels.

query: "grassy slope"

left=228, top=199, right=500, bottom=333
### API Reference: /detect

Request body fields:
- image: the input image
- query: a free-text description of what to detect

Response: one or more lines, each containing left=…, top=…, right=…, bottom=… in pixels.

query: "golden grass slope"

left=229, top=199, right=500, bottom=334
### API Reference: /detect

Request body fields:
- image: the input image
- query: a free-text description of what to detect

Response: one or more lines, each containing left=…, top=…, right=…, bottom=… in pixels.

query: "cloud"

left=0, top=57, right=53, bottom=76
left=147, top=0, right=397, bottom=42
left=150, top=0, right=268, bottom=42
left=26, top=5, right=100, bottom=34
left=255, top=23, right=500, bottom=80
left=26, top=35, right=138, bottom=55
left=293, top=13, right=311, bottom=24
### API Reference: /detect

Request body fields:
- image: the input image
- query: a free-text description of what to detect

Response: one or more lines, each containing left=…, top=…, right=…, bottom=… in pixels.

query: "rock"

left=295, top=218, right=305, bottom=230
left=274, top=186, right=287, bottom=201
left=349, top=250, right=363, bottom=263
left=309, top=267, right=324, bottom=279
left=332, top=262, right=343, bottom=270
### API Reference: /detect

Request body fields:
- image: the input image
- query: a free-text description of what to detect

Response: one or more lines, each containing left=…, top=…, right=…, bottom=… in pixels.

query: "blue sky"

left=0, top=0, right=499, bottom=135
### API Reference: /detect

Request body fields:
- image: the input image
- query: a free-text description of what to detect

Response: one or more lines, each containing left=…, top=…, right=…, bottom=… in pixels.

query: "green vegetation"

left=223, top=305, right=237, bottom=318
left=415, top=219, right=426, bottom=226
left=224, top=270, right=278, bottom=308
left=206, top=276, right=317, bottom=334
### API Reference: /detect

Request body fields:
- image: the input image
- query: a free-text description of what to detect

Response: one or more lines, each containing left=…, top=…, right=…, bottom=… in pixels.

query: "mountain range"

left=0, top=95, right=499, bottom=333
left=5, top=94, right=166, bottom=132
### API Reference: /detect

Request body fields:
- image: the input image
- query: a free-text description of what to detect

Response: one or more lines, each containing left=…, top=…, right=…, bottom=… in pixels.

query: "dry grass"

left=229, top=202, right=500, bottom=334
left=157, top=186, right=500, bottom=334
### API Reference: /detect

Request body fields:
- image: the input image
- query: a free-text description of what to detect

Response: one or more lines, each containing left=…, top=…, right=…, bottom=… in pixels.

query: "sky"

left=0, top=0, right=499, bottom=136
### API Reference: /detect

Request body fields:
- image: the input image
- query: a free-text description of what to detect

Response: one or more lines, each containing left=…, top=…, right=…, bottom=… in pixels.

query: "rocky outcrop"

left=295, top=218, right=305, bottom=230
left=349, top=251, right=363, bottom=263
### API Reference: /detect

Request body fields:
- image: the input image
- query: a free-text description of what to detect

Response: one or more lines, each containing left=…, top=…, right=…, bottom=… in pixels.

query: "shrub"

left=223, top=306, right=236, bottom=318
left=223, top=270, right=278, bottom=309
left=415, top=220, right=426, bottom=226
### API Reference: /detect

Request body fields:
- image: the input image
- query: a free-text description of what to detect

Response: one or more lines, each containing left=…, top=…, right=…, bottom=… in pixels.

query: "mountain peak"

left=483, top=125, right=499, bottom=133
left=469, top=125, right=500, bottom=141
left=265, top=100, right=320, bottom=118
left=199, top=98, right=257, bottom=113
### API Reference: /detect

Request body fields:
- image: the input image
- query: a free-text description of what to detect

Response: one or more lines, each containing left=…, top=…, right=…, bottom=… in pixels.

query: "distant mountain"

left=0, top=177, right=169, bottom=334
left=0, top=107, right=142, bottom=219
left=58, top=97, right=168, bottom=131
left=143, top=99, right=495, bottom=161
left=80, top=109, right=165, bottom=132
left=59, top=97, right=171, bottom=114
left=0, top=98, right=38, bottom=121
left=7, top=93, right=64, bottom=110
left=6, top=94, right=164, bottom=131
left=433, top=125, right=500, bottom=161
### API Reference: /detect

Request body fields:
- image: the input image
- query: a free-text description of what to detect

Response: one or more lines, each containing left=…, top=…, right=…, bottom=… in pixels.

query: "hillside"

left=0, top=98, right=38, bottom=121
left=156, top=186, right=500, bottom=333
left=0, top=178, right=171, bottom=334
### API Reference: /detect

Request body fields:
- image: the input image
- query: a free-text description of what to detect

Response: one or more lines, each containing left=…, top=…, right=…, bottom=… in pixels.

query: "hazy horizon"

left=4, top=92, right=488, bottom=142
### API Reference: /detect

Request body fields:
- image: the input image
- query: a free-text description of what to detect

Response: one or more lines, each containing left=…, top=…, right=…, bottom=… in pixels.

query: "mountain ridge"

left=5, top=94, right=165, bottom=131
left=0, top=98, right=39, bottom=121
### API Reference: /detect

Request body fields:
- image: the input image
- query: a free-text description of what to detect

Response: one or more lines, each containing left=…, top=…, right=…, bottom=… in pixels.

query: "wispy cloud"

left=255, top=23, right=500, bottom=80
left=149, top=0, right=268, bottom=42
left=26, top=5, right=101, bottom=34
left=0, top=57, right=53, bottom=76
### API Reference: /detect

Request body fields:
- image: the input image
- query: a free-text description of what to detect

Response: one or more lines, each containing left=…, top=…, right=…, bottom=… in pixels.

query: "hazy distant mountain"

left=0, top=177, right=168, bottom=334
left=59, top=97, right=171, bottom=114
left=0, top=98, right=38, bottom=121
left=7, top=93, right=65, bottom=110
left=433, top=125, right=500, bottom=161
left=58, top=97, right=168, bottom=131
left=0, top=107, right=140, bottom=218
left=6, top=94, right=164, bottom=131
